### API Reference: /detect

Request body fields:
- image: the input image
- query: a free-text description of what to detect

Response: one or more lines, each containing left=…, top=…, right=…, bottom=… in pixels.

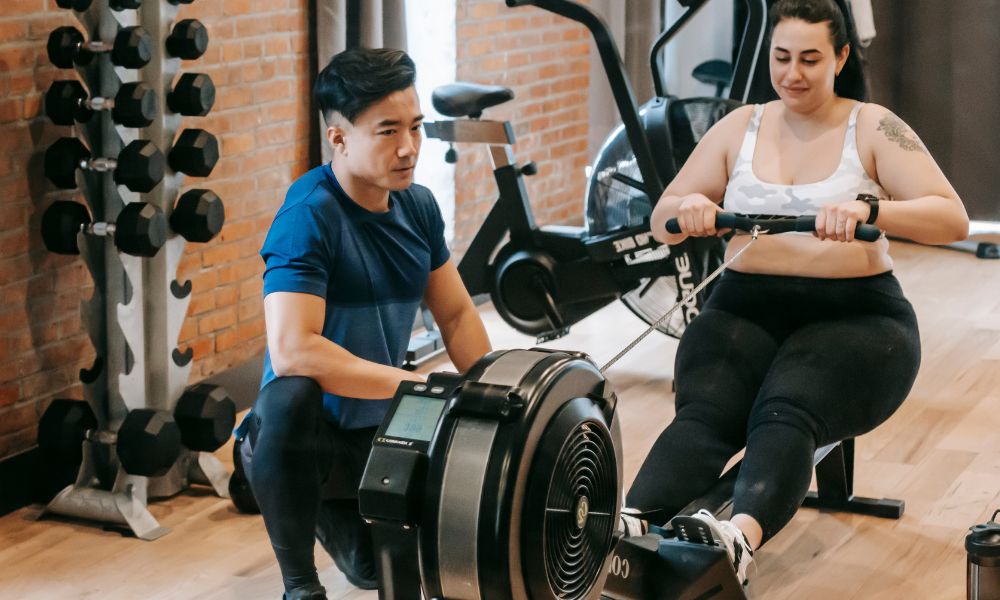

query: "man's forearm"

left=438, top=304, right=492, bottom=373
left=271, top=333, right=421, bottom=399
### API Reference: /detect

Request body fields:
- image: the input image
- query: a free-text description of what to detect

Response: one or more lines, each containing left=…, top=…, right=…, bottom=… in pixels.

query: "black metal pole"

left=506, top=0, right=664, bottom=200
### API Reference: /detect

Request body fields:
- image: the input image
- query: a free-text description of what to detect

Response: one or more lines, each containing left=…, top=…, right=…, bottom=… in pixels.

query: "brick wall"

left=0, top=0, right=311, bottom=460
left=452, top=0, right=591, bottom=254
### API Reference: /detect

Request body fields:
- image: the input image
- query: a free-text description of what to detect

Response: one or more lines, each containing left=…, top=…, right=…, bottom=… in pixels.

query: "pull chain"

left=600, top=226, right=762, bottom=373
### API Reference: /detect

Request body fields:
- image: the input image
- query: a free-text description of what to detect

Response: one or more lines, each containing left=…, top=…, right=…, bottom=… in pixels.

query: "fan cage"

left=542, top=421, right=617, bottom=600
left=583, top=98, right=739, bottom=338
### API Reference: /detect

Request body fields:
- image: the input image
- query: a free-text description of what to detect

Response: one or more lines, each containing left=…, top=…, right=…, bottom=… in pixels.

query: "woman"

left=621, top=0, right=969, bottom=588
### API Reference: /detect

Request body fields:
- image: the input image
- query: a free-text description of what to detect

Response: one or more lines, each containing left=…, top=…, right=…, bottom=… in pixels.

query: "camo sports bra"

left=723, top=102, right=887, bottom=217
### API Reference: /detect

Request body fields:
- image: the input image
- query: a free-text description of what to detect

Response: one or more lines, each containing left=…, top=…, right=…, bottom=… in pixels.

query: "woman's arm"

left=862, top=105, right=969, bottom=245
left=650, top=105, right=754, bottom=245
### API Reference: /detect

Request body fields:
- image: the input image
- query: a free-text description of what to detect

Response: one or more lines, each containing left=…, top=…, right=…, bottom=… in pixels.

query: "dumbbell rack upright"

left=44, top=0, right=228, bottom=541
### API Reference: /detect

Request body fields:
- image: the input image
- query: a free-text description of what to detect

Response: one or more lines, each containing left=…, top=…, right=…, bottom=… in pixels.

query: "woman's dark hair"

left=315, top=47, right=416, bottom=124
left=768, top=0, right=868, bottom=101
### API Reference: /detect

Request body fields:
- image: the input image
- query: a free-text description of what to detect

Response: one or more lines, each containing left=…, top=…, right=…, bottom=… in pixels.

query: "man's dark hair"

left=314, top=47, right=417, bottom=124
left=768, top=0, right=868, bottom=102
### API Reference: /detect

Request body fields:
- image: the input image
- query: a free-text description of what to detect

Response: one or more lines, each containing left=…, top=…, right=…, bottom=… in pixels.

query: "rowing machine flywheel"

left=360, top=348, right=623, bottom=600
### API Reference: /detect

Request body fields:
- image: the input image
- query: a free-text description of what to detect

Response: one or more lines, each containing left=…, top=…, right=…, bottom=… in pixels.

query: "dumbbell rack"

left=43, top=0, right=227, bottom=541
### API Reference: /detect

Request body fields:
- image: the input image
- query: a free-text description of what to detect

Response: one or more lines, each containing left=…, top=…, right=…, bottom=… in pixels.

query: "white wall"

left=662, top=0, right=734, bottom=98
left=405, top=0, right=457, bottom=243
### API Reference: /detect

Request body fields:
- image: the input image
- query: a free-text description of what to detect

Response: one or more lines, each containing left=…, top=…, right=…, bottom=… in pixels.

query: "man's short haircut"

left=314, top=47, right=417, bottom=125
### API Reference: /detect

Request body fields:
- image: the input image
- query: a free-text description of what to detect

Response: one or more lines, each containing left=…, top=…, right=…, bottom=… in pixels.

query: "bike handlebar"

left=666, top=213, right=882, bottom=242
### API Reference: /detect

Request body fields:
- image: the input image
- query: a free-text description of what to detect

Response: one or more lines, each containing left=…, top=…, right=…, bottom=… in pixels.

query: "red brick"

left=0, top=99, right=23, bottom=123
left=215, top=328, right=238, bottom=352
left=0, top=0, right=45, bottom=17
left=0, top=20, right=29, bottom=43
left=215, top=285, right=238, bottom=307
left=236, top=317, right=265, bottom=343
left=202, top=242, right=241, bottom=267
left=199, top=306, right=237, bottom=334
left=188, top=291, right=216, bottom=315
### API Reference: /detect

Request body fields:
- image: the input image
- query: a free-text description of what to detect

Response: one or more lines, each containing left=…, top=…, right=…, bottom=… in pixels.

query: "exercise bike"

left=425, top=0, right=771, bottom=343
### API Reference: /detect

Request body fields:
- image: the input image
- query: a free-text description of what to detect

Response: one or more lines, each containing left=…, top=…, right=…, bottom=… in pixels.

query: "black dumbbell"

left=168, top=73, right=216, bottom=117
left=171, top=189, right=224, bottom=243
left=38, top=399, right=182, bottom=478
left=174, top=383, right=236, bottom=452
left=46, top=80, right=158, bottom=128
left=167, top=19, right=209, bottom=60
left=56, top=0, right=142, bottom=10
left=47, top=26, right=152, bottom=70
left=45, top=137, right=164, bottom=193
left=169, top=129, right=219, bottom=177
left=42, top=200, right=167, bottom=257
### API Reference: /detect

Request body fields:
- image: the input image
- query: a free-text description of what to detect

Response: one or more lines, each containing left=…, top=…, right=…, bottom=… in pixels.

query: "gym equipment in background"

left=38, top=2, right=227, bottom=540
left=44, top=137, right=165, bottom=193
left=427, top=0, right=770, bottom=343
left=47, top=25, right=152, bottom=69
left=41, top=199, right=166, bottom=257
left=46, top=79, right=159, bottom=128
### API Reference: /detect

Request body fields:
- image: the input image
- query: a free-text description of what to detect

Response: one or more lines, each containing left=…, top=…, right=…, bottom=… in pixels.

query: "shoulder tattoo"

left=877, top=114, right=927, bottom=154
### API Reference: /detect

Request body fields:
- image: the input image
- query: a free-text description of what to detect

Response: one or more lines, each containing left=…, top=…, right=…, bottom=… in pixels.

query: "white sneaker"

left=618, top=507, right=647, bottom=537
left=687, top=509, right=754, bottom=587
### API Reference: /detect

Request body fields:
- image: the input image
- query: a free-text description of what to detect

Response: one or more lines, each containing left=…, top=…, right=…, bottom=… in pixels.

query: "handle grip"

left=665, top=213, right=881, bottom=243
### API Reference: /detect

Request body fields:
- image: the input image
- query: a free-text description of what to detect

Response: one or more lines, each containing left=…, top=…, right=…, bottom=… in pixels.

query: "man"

left=240, top=48, right=491, bottom=600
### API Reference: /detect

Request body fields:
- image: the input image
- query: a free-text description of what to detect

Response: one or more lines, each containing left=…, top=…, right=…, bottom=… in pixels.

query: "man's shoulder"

left=280, top=166, right=342, bottom=216
left=392, top=183, right=441, bottom=220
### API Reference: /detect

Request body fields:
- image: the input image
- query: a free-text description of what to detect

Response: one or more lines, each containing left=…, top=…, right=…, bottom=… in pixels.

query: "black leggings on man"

left=241, top=377, right=378, bottom=597
left=627, top=270, right=921, bottom=542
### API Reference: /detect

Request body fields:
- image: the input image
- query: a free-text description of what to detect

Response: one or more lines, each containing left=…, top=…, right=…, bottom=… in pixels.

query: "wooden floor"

left=1, top=239, right=997, bottom=600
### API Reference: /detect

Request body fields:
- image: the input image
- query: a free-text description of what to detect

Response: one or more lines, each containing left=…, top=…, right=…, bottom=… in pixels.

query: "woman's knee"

left=747, top=396, right=822, bottom=441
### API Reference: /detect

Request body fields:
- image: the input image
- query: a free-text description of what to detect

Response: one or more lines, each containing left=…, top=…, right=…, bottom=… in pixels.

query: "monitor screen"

left=383, top=394, right=447, bottom=442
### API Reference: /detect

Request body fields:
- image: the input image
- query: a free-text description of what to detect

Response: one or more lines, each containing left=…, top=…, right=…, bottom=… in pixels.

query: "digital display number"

left=383, top=394, right=446, bottom=442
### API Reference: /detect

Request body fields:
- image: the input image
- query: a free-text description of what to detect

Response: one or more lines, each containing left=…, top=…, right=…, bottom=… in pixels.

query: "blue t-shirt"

left=258, top=164, right=449, bottom=429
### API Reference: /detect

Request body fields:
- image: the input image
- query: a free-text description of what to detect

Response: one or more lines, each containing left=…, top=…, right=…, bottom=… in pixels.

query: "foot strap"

left=668, top=515, right=718, bottom=546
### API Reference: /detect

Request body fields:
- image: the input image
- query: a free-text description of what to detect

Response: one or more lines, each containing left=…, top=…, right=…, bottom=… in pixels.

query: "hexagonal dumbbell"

left=45, top=137, right=164, bottom=193
left=42, top=200, right=167, bottom=257
left=167, top=73, right=216, bottom=117
left=57, top=0, right=142, bottom=10
left=169, top=129, right=219, bottom=177
left=47, top=26, right=151, bottom=70
left=173, top=384, right=236, bottom=452
left=38, top=399, right=182, bottom=478
left=171, top=189, right=224, bottom=243
left=167, top=19, right=209, bottom=60
left=46, top=80, right=158, bottom=128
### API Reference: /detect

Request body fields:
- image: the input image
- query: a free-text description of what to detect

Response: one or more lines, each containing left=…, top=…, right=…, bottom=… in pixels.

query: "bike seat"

left=432, top=83, right=514, bottom=118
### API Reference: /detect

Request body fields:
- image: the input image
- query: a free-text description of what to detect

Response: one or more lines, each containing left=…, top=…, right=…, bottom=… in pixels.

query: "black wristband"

left=857, top=193, right=880, bottom=225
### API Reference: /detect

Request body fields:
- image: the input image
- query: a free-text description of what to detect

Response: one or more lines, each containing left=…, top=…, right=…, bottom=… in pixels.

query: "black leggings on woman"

left=241, top=377, right=378, bottom=595
left=626, top=270, right=920, bottom=542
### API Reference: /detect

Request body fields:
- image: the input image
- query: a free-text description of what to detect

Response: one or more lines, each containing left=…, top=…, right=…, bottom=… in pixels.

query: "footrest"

left=802, top=492, right=904, bottom=519
left=601, top=531, right=746, bottom=600
left=669, top=514, right=718, bottom=547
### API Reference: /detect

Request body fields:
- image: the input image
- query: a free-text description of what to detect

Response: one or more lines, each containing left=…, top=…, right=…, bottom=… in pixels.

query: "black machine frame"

left=432, top=0, right=771, bottom=343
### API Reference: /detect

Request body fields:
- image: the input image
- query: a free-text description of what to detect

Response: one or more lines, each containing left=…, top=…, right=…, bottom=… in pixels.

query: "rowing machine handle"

left=665, top=213, right=882, bottom=242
